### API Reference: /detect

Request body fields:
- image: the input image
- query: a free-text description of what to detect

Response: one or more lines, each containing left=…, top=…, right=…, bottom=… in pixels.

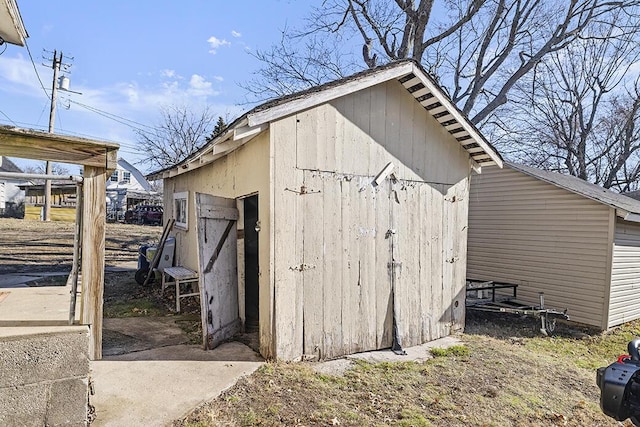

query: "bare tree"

left=136, top=105, right=217, bottom=170
left=496, top=18, right=640, bottom=191
left=23, top=163, right=70, bottom=184
left=245, top=0, right=640, bottom=126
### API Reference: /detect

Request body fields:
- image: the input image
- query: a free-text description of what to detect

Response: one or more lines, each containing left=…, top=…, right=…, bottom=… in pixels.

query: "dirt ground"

left=0, top=217, right=161, bottom=274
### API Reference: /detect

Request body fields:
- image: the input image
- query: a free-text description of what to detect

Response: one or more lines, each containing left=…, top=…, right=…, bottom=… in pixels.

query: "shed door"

left=196, top=193, right=241, bottom=349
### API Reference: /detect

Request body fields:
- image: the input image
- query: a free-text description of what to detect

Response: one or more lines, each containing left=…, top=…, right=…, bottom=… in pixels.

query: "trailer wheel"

left=135, top=268, right=154, bottom=285
left=540, top=315, right=557, bottom=336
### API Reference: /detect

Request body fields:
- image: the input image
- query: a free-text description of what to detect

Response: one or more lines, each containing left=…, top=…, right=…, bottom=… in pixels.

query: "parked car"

left=125, top=205, right=163, bottom=225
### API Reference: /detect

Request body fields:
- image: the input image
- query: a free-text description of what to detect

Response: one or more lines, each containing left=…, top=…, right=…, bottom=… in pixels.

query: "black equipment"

left=597, top=339, right=640, bottom=425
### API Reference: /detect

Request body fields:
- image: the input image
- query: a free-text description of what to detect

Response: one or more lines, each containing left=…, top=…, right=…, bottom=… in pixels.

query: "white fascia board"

left=233, top=123, right=269, bottom=141
left=246, top=63, right=414, bottom=127
left=409, top=64, right=503, bottom=168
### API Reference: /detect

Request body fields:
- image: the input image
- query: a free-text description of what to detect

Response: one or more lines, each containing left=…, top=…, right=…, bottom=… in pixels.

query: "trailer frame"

left=466, top=279, right=569, bottom=335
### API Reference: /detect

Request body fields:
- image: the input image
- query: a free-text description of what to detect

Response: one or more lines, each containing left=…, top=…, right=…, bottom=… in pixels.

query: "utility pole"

left=43, top=50, right=62, bottom=221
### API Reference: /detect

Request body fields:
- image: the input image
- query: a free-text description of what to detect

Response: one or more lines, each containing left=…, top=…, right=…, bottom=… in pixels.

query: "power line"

left=69, top=100, right=157, bottom=132
left=24, top=40, right=49, bottom=99
left=0, top=109, right=16, bottom=125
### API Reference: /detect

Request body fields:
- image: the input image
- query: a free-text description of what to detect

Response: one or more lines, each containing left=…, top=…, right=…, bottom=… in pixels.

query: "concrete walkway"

left=90, top=342, right=263, bottom=427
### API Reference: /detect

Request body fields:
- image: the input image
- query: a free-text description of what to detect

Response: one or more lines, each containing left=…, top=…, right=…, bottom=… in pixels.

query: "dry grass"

left=0, top=217, right=161, bottom=274
left=175, top=313, right=640, bottom=427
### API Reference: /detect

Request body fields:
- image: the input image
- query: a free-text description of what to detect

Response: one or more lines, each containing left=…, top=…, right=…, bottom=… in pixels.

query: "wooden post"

left=81, top=166, right=107, bottom=360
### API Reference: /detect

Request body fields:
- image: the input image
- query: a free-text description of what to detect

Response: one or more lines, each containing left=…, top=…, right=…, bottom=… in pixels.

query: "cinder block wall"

left=0, top=328, right=90, bottom=427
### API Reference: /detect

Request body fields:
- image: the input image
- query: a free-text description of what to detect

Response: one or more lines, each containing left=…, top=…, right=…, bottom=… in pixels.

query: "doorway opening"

left=243, top=194, right=259, bottom=333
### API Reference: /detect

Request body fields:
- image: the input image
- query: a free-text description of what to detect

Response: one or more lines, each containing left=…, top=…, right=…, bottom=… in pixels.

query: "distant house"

left=0, top=156, right=26, bottom=216
left=149, top=60, right=503, bottom=361
left=106, top=158, right=161, bottom=221
left=20, top=158, right=159, bottom=221
left=467, top=162, right=640, bottom=330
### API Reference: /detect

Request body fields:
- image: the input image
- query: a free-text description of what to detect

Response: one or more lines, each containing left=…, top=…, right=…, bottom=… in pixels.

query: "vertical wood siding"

left=610, top=219, right=640, bottom=327
left=467, top=166, right=612, bottom=328
left=272, top=80, right=471, bottom=360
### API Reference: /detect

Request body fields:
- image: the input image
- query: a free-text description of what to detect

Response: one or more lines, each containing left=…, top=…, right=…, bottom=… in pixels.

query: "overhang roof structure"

left=0, top=126, right=119, bottom=169
left=0, top=0, right=27, bottom=46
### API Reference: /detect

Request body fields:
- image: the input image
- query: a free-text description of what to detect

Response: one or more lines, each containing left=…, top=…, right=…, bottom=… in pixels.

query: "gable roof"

left=149, top=60, right=502, bottom=180
left=507, top=162, right=640, bottom=221
left=0, top=156, right=22, bottom=173
left=114, top=158, right=153, bottom=191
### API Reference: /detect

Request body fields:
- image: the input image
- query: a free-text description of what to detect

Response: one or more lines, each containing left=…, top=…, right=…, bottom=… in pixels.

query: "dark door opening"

left=244, top=195, right=259, bottom=333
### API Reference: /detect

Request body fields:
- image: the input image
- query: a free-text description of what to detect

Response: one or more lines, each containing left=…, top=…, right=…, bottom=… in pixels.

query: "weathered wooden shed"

left=468, top=162, right=640, bottom=330
left=150, top=60, right=503, bottom=361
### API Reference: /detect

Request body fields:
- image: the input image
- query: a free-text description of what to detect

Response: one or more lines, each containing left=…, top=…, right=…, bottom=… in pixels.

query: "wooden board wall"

left=272, top=79, right=471, bottom=360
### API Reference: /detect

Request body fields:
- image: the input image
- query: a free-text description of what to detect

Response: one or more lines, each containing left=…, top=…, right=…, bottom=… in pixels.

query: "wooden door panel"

left=196, top=193, right=240, bottom=349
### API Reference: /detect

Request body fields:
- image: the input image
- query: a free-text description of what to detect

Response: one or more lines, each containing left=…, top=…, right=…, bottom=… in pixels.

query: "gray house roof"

left=507, top=162, right=640, bottom=221
left=0, top=156, right=22, bottom=173
left=149, top=60, right=503, bottom=180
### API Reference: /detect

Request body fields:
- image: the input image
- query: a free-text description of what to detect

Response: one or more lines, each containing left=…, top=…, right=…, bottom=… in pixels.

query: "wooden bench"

left=161, top=266, right=199, bottom=312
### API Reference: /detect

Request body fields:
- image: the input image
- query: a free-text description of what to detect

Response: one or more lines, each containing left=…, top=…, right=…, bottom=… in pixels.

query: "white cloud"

left=161, top=69, right=176, bottom=78
left=0, top=54, right=50, bottom=97
left=231, top=30, right=242, bottom=38
left=212, top=75, right=224, bottom=82
left=188, top=74, right=218, bottom=97
left=207, top=36, right=231, bottom=54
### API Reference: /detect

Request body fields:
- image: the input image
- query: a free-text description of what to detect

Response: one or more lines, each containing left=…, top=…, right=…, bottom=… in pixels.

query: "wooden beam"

left=80, top=166, right=107, bottom=360
left=0, top=126, right=119, bottom=168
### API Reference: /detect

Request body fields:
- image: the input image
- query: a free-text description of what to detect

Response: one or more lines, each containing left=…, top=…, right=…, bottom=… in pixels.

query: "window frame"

left=173, top=191, right=188, bottom=230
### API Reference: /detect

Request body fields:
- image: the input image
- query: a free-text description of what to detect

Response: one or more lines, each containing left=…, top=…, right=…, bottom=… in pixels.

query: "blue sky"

left=0, top=1, right=315, bottom=173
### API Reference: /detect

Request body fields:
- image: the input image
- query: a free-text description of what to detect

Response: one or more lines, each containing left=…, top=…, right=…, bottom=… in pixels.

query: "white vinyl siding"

left=610, top=219, right=640, bottom=327
left=467, top=166, right=612, bottom=328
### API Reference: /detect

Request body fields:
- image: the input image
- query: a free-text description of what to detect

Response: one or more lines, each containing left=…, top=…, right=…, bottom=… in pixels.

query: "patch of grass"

left=398, top=409, right=432, bottom=427
left=174, top=314, right=202, bottom=344
left=524, top=320, right=640, bottom=370
left=103, top=298, right=167, bottom=318
left=430, top=345, right=469, bottom=358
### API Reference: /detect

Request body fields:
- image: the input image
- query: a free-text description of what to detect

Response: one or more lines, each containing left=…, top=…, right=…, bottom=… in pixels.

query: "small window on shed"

left=122, top=171, right=131, bottom=184
left=174, top=191, right=188, bottom=230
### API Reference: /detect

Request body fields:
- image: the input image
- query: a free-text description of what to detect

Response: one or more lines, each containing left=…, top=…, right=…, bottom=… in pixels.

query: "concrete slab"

left=90, top=342, right=263, bottom=427
left=102, top=317, right=190, bottom=357
left=0, top=284, right=79, bottom=326
left=348, top=336, right=462, bottom=364
left=312, top=336, right=463, bottom=376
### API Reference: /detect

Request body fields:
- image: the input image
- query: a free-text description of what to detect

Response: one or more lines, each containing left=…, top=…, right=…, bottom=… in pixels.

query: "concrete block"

left=0, top=383, right=47, bottom=427
left=0, top=329, right=89, bottom=388
left=46, top=378, right=88, bottom=426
